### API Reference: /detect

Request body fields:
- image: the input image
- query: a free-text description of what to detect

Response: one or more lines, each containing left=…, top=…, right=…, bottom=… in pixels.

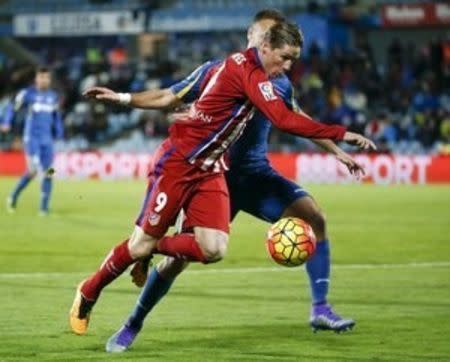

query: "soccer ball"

left=266, top=217, right=316, bottom=267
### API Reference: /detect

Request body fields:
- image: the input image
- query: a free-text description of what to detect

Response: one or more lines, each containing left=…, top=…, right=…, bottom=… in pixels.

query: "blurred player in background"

left=1, top=67, right=63, bottom=215
left=72, top=19, right=373, bottom=342
left=87, top=11, right=367, bottom=352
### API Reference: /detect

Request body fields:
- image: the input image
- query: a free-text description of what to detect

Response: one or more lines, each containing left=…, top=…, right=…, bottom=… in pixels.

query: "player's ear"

left=247, top=25, right=253, bottom=43
left=260, top=40, right=271, bottom=55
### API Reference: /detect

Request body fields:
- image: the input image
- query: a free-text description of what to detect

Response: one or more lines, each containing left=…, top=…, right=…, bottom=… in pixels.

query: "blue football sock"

left=306, top=239, right=330, bottom=305
left=127, top=269, right=174, bottom=330
left=40, top=176, right=53, bottom=212
left=11, top=173, right=33, bottom=204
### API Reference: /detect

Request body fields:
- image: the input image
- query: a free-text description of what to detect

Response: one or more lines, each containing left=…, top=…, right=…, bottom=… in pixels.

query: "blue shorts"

left=24, top=141, right=54, bottom=172
left=225, top=166, right=309, bottom=223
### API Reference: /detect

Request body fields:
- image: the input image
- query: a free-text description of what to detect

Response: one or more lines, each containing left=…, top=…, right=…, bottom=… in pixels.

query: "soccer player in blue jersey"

left=84, top=10, right=370, bottom=351
left=2, top=67, right=63, bottom=215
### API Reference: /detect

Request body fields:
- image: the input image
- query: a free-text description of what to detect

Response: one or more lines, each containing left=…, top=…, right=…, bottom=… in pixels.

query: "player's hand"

left=336, top=152, right=365, bottom=178
left=83, top=87, right=120, bottom=103
left=343, top=132, right=377, bottom=151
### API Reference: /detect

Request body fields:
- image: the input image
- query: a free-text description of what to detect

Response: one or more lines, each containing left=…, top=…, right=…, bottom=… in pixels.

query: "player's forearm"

left=129, top=89, right=180, bottom=110
left=275, top=109, right=347, bottom=140
left=3, top=103, right=15, bottom=128
left=311, top=139, right=342, bottom=155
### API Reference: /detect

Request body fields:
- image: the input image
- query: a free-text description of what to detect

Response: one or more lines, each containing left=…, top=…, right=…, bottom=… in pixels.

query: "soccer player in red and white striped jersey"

left=70, top=20, right=374, bottom=336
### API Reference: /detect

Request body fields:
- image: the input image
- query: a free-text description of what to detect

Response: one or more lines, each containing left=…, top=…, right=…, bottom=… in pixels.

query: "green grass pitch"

left=0, top=178, right=450, bottom=361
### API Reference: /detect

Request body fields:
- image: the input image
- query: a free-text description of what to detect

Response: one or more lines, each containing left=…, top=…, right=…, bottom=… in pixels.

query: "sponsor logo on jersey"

left=258, top=81, right=277, bottom=101
left=32, top=102, right=56, bottom=113
left=190, top=105, right=213, bottom=123
left=231, top=53, right=246, bottom=65
left=148, top=213, right=161, bottom=226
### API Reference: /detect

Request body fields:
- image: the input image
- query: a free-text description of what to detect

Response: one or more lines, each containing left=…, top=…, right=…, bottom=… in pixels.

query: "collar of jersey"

left=249, top=47, right=262, bottom=67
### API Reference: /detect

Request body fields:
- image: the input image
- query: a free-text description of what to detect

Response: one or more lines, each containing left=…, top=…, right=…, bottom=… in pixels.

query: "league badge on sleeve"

left=258, top=81, right=277, bottom=101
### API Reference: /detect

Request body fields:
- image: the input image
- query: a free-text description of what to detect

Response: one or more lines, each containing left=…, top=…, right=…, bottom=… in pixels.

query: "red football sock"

left=81, top=239, right=134, bottom=301
left=157, top=233, right=207, bottom=263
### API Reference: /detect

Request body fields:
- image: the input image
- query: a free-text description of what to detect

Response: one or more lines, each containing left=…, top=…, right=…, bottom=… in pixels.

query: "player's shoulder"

left=226, top=48, right=258, bottom=66
left=16, top=86, right=34, bottom=102
left=271, top=74, right=292, bottom=90
left=225, top=47, right=262, bottom=79
left=21, top=86, right=35, bottom=96
left=195, top=59, right=223, bottom=76
left=271, top=74, right=293, bottom=99
left=205, top=59, right=223, bottom=68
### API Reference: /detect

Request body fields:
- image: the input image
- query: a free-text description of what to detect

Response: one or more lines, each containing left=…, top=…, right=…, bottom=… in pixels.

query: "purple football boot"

left=310, top=304, right=355, bottom=333
left=105, top=324, right=141, bottom=353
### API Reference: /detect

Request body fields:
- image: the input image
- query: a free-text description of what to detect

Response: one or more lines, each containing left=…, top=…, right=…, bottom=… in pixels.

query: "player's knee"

left=309, top=210, right=327, bottom=236
left=196, top=229, right=228, bottom=263
left=128, top=227, right=158, bottom=259
left=156, top=256, right=189, bottom=279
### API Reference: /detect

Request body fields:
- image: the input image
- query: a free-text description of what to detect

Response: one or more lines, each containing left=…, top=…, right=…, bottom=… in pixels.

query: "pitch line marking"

left=0, top=261, right=449, bottom=279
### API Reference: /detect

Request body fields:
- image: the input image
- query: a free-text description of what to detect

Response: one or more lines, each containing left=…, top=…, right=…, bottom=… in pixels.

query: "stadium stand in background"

left=0, top=0, right=449, bottom=155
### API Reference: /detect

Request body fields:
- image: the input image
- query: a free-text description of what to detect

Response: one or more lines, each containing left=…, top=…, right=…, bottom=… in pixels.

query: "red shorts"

left=135, top=139, right=230, bottom=239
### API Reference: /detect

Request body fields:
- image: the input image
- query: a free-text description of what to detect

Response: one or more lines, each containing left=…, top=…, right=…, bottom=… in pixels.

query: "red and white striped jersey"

left=169, top=47, right=347, bottom=172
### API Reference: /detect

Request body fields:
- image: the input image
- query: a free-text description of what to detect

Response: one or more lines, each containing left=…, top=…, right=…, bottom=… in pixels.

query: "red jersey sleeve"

left=243, top=67, right=347, bottom=140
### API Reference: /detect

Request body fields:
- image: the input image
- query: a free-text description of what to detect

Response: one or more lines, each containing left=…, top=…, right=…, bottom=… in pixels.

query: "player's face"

left=259, top=42, right=300, bottom=78
left=247, top=19, right=277, bottom=48
left=35, top=72, right=51, bottom=90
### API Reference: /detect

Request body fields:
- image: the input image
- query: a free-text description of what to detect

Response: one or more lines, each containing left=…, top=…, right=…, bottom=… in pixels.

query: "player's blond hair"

left=264, top=21, right=304, bottom=50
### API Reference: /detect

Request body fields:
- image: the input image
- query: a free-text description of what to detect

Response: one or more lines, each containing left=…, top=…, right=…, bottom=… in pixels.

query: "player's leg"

left=70, top=225, right=159, bottom=335
left=70, top=142, right=179, bottom=335
left=38, top=143, right=55, bottom=214
left=236, top=168, right=353, bottom=332
left=107, top=229, right=227, bottom=352
left=155, top=174, right=230, bottom=264
left=130, top=209, right=187, bottom=287
left=281, top=191, right=355, bottom=332
left=106, top=175, right=230, bottom=352
left=106, top=256, right=189, bottom=353
left=7, top=145, right=38, bottom=211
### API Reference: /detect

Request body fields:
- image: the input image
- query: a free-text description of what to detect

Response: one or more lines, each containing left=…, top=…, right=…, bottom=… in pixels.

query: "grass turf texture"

left=0, top=178, right=449, bottom=361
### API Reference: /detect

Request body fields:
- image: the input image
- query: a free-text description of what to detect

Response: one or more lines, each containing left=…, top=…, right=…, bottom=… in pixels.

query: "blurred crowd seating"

left=0, top=21, right=449, bottom=155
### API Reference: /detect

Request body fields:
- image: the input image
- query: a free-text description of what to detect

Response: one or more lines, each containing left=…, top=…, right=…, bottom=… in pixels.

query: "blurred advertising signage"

left=13, top=11, right=144, bottom=36
left=149, top=14, right=251, bottom=32
left=1, top=152, right=450, bottom=184
left=293, top=154, right=450, bottom=185
left=381, top=3, right=450, bottom=27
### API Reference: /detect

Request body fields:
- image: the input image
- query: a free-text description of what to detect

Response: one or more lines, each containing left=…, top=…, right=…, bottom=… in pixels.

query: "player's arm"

left=272, top=80, right=366, bottom=176
left=0, top=102, right=14, bottom=132
left=244, top=69, right=375, bottom=149
left=288, top=93, right=366, bottom=175
left=284, top=86, right=348, bottom=152
left=83, top=61, right=216, bottom=110
left=83, top=87, right=180, bottom=110
left=312, top=139, right=365, bottom=177
left=1, top=90, right=27, bottom=132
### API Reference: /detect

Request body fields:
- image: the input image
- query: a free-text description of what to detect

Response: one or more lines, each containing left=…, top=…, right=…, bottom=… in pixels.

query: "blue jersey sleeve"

left=271, top=75, right=301, bottom=112
left=3, top=88, right=29, bottom=126
left=170, top=60, right=221, bottom=103
left=14, top=88, right=30, bottom=111
left=2, top=101, right=14, bottom=128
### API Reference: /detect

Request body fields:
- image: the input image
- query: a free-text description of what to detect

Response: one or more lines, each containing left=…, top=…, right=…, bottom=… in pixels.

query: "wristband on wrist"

left=118, top=93, right=131, bottom=105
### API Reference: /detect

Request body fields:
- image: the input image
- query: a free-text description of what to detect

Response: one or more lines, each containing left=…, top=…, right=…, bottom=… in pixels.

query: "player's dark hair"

left=265, top=21, right=304, bottom=49
left=252, top=9, right=286, bottom=23
left=36, top=66, right=50, bottom=74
